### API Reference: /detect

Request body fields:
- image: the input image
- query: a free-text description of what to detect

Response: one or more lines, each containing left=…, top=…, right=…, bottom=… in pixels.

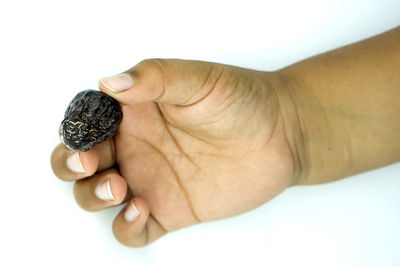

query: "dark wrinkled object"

left=60, top=90, right=122, bottom=152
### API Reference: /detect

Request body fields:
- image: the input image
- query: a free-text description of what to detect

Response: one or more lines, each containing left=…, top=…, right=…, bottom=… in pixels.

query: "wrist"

left=261, top=71, right=312, bottom=186
left=278, top=60, right=400, bottom=185
left=275, top=68, right=339, bottom=185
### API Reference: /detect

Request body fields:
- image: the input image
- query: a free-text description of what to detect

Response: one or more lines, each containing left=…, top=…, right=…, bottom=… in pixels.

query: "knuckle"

left=130, top=58, right=169, bottom=102
left=199, top=62, right=224, bottom=91
left=137, top=58, right=166, bottom=77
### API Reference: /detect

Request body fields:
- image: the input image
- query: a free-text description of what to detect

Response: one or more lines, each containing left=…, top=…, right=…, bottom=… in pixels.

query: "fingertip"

left=112, top=198, right=169, bottom=247
left=98, top=73, right=133, bottom=104
left=112, top=198, right=150, bottom=247
left=98, top=79, right=122, bottom=102
left=77, top=149, right=98, bottom=176
left=51, top=143, right=98, bottom=181
left=98, top=59, right=166, bottom=105
left=99, top=73, right=134, bottom=93
left=74, top=169, right=128, bottom=211
left=108, top=173, right=128, bottom=204
left=92, top=174, right=128, bottom=204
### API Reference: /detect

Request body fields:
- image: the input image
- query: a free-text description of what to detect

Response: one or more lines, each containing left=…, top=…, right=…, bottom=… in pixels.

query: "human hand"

left=51, top=59, right=302, bottom=247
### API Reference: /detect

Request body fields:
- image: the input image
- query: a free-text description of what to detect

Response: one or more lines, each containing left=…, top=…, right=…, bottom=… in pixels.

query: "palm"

left=114, top=71, right=295, bottom=231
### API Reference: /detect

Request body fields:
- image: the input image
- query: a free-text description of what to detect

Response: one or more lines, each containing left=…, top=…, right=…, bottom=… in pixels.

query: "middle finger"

left=74, top=168, right=128, bottom=212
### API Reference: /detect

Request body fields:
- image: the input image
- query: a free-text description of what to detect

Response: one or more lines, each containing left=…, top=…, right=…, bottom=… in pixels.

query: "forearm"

left=280, top=26, right=400, bottom=185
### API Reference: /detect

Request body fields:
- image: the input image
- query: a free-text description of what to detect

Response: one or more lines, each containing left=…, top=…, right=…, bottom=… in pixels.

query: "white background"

left=0, top=0, right=399, bottom=266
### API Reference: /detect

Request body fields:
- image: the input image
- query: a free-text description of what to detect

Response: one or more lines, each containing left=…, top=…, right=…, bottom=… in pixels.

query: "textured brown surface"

left=60, top=90, right=122, bottom=151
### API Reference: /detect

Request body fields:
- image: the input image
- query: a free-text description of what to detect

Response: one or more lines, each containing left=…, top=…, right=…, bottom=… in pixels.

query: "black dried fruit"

left=60, top=90, right=122, bottom=152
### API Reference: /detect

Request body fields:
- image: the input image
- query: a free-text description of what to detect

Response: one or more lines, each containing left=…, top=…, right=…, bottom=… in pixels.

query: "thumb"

left=99, top=58, right=225, bottom=106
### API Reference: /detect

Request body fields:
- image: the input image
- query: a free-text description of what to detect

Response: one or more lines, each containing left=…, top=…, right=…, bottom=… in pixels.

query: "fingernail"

left=95, top=179, right=114, bottom=201
left=100, top=73, right=133, bottom=92
left=66, top=152, right=85, bottom=173
left=124, top=201, right=140, bottom=222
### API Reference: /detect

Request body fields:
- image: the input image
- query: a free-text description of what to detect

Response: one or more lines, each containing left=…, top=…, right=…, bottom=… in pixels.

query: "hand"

left=51, top=59, right=302, bottom=247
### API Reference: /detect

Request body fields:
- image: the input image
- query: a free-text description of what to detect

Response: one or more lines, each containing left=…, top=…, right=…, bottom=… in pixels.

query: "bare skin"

left=281, top=26, right=400, bottom=184
left=51, top=27, right=400, bottom=247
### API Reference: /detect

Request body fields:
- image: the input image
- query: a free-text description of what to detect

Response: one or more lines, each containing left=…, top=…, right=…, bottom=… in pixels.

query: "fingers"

left=53, top=141, right=167, bottom=246
left=99, top=58, right=225, bottom=106
left=113, top=198, right=167, bottom=247
left=51, top=139, right=115, bottom=181
left=73, top=169, right=128, bottom=211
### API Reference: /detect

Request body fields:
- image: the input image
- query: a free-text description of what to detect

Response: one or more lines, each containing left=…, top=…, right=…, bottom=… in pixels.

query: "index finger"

left=50, top=139, right=115, bottom=181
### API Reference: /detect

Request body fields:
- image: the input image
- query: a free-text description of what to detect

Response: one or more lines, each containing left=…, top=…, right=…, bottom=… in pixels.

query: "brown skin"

left=51, top=26, right=400, bottom=247
left=281, top=26, right=400, bottom=184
